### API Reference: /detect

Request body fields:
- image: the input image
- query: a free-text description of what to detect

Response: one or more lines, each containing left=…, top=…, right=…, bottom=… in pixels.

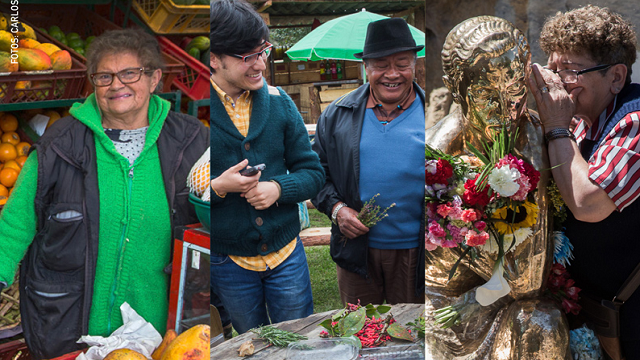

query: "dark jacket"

left=20, top=111, right=209, bottom=360
left=210, top=82, right=325, bottom=256
left=311, top=82, right=426, bottom=297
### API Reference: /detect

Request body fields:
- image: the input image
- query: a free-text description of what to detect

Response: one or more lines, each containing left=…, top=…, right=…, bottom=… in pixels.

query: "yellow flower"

left=492, top=201, right=539, bottom=234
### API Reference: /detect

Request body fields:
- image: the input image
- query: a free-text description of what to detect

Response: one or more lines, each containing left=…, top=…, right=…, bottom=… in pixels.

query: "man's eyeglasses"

left=90, top=67, right=154, bottom=87
left=547, top=64, right=613, bottom=84
left=228, top=42, right=273, bottom=66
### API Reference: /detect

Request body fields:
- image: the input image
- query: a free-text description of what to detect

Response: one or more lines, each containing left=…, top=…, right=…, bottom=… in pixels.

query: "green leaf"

left=319, top=318, right=334, bottom=332
left=365, top=308, right=380, bottom=319
left=387, top=323, right=414, bottom=342
left=332, top=308, right=346, bottom=321
left=466, top=143, right=489, bottom=164
left=340, top=307, right=366, bottom=337
left=376, top=305, right=391, bottom=314
left=447, top=246, right=472, bottom=281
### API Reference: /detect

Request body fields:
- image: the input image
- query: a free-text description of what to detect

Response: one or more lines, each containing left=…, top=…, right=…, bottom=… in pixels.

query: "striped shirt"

left=574, top=96, right=640, bottom=210
left=211, top=77, right=296, bottom=271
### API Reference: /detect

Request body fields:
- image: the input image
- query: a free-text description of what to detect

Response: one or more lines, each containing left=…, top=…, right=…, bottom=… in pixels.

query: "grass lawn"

left=305, top=208, right=342, bottom=313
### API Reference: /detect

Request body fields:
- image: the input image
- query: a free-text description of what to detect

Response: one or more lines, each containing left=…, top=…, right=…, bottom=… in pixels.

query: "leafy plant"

left=250, top=325, right=307, bottom=347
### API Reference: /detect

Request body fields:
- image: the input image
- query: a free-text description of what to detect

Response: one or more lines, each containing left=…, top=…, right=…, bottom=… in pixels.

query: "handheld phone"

left=239, top=163, right=266, bottom=176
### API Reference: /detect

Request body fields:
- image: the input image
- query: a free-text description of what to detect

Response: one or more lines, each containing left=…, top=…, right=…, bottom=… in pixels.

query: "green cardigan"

left=210, top=81, right=325, bottom=256
left=0, top=94, right=173, bottom=336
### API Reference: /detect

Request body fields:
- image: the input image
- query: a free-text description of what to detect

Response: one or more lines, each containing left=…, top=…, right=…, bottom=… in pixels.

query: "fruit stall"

left=0, top=0, right=211, bottom=358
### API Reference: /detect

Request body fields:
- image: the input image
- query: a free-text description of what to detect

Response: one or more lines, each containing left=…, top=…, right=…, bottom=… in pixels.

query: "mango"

left=17, top=38, right=40, bottom=49
left=160, top=325, right=209, bottom=360
left=17, top=48, right=51, bottom=71
left=50, top=50, right=71, bottom=70
left=103, top=349, right=147, bottom=360
left=152, top=329, right=177, bottom=360
left=35, top=43, right=61, bottom=56
left=0, top=51, right=18, bottom=72
left=0, top=30, right=14, bottom=52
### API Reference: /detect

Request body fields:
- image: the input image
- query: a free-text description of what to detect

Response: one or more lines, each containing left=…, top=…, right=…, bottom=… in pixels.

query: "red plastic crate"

left=157, top=36, right=209, bottom=101
left=0, top=340, right=29, bottom=360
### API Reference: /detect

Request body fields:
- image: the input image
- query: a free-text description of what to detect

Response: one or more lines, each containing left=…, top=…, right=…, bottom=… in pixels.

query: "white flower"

left=426, top=160, right=438, bottom=174
left=488, top=166, right=521, bottom=197
left=476, top=259, right=511, bottom=306
left=478, top=227, right=533, bottom=254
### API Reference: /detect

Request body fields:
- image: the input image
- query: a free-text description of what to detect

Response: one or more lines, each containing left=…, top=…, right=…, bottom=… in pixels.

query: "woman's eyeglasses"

left=228, top=42, right=273, bottom=66
left=90, top=67, right=153, bottom=87
left=547, top=64, right=613, bottom=84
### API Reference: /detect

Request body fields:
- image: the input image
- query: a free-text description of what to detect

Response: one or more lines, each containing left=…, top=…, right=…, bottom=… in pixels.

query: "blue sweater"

left=210, top=81, right=325, bottom=256
left=359, top=97, right=425, bottom=249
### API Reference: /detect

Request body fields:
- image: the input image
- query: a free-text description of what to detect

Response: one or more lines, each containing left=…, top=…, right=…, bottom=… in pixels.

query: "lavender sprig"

left=358, top=193, right=396, bottom=227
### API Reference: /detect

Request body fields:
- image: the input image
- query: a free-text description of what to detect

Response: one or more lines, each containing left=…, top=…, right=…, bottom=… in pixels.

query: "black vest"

left=19, top=112, right=209, bottom=359
left=566, top=83, right=640, bottom=340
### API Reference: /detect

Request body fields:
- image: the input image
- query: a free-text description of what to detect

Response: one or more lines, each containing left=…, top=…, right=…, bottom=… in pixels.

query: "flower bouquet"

left=426, top=127, right=541, bottom=308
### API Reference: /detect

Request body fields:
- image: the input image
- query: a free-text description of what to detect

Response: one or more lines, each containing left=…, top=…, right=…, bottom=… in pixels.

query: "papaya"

left=14, top=80, right=31, bottom=90
left=17, top=38, right=40, bottom=49
left=0, top=30, right=14, bottom=52
left=17, top=48, right=52, bottom=71
left=50, top=50, right=72, bottom=70
left=160, top=325, right=209, bottom=360
left=0, top=15, right=6, bottom=31
left=35, top=43, right=61, bottom=56
left=103, top=348, right=147, bottom=360
left=15, top=22, right=36, bottom=40
left=0, top=51, right=18, bottom=72
left=152, top=329, right=177, bottom=360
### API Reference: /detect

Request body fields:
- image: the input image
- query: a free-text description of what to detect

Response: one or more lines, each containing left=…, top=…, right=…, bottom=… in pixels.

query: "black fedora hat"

left=354, top=18, right=424, bottom=59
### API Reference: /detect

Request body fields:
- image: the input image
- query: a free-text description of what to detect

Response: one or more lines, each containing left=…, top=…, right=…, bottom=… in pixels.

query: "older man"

left=312, top=18, right=425, bottom=305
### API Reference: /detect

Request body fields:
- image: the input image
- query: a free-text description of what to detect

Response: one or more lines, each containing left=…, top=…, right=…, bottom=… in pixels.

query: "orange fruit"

left=44, top=110, right=61, bottom=128
left=0, top=113, right=18, bottom=133
left=0, top=184, right=8, bottom=198
left=0, top=168, right=19, bottom=187
left=0, top=143, right=17, bottom=162
left=1, top=132, right=20, bottom=145
left=15, top=155, right=27, bottom=168
left=3, top=160, right=20, bottom=172
left=15, top=142, right=30, bottom=156
left=0, top=198, right=7, bottom=206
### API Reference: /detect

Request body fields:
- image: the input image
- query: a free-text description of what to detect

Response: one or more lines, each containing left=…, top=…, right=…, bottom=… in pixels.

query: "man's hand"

left=335, top=205, right=369, bottom=239
left=242, top=182, right=280, bottom=210
left=210, top=159, right=261, bottom=197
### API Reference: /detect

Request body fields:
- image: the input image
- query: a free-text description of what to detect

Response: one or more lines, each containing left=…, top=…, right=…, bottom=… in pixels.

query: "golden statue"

left=425, top=16, right=571, bottom=359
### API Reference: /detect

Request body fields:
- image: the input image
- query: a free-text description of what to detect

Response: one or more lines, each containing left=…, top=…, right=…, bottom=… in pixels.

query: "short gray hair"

left=86, top=29, right=165, bottom=91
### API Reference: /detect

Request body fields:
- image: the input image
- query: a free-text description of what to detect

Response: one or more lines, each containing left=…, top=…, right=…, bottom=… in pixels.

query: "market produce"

left=0, top=30, right=12, bottom=52
left=18, top=38, right=40, bottom=49
left=159, top=324, right=209, bottom=360
left=151, top=329, right=177, bottom=360
left=250, top=325, right=307, bottom=347
left=35, top=42, right=62, bottom=56
left=183, top=36, right=209, bottom=66
left=0, top=51, right=18, bottom=72
left=15, top=22, right=36, bottom=40
left=50, top=50, right=72, bottom=70
left=16, top=48, right=52, bottom=71
left=103, top=348, right=147, bottom=360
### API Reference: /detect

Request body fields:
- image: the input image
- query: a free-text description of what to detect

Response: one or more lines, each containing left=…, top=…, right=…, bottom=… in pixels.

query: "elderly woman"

left=529, top=5, right=640, bottom=360
left=0, top=29, right=208, bottom=359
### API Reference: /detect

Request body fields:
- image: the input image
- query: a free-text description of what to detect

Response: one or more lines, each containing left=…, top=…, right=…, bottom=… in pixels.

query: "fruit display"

left=40, top=25, right=95, bottom=57
left=0, top=16, right=73, bottom=73
left=0, top=112, right=30, bottom=206
left=180, top=36, right=209, bottom=66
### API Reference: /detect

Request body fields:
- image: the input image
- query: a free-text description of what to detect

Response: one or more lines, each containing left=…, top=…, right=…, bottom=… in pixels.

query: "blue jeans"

left=210, top=238, right=314, bottom=333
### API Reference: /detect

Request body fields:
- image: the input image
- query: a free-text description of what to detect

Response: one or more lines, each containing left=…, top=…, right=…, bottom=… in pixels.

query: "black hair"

left=210, top=0, right=269, bottom=56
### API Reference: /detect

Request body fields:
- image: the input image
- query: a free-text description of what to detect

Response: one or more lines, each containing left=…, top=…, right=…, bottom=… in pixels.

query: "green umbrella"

left=285, top=10, right=426, bottom=62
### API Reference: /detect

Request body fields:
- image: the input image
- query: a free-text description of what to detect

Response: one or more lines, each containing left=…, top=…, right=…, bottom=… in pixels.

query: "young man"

left=209, top=0, right=325, bottom=334
left=312, top=18, right=425, bottom=305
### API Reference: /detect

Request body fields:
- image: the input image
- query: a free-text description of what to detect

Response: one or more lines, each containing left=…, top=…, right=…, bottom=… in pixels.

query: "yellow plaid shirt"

left=212, top=78, right=296, bottom=271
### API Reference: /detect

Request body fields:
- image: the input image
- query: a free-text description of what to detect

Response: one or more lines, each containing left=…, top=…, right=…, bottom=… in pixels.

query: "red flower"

left=462, top=174, right=490, bottom=208
left=461, top=209, right=478, bottom=222
left=426, top=159, right=453, bottom=185
left=521, top=161, right=540, bottom=190
left=465, top=230, right=489, bottom=247
left=562, top=298, right=582, bottom=315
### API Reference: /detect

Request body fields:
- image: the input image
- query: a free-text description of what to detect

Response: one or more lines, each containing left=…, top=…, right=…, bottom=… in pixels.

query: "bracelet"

left=545, top=128, right=576, bottom=145
left=211, top=185, right=226, bottom=199
left=331, top=202, right=347, bottom=225
left=270, top=180, right=282, bottom=200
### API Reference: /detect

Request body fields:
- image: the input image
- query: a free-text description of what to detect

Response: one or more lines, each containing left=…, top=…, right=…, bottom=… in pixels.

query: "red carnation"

left=521, top=161, right=540, bottom=190
left=426, top=159, right=454, bottom=185
left=462, top=174, right=490, bottom=208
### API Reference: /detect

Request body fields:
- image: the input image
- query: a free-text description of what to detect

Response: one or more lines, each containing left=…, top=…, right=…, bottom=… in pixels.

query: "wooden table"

left=210, top=303, right=424, bottom=359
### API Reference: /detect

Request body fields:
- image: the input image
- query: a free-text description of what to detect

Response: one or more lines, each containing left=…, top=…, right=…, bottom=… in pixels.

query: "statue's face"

left=462, top=46, right=530, bottom=139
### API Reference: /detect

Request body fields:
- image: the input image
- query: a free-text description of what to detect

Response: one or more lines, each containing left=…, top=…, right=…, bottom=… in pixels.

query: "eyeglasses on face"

left=90, top=67, right=153, bottom=87
left=228, top=42, right=273, bottom=65
left=547, top=64, right=613, bottom=84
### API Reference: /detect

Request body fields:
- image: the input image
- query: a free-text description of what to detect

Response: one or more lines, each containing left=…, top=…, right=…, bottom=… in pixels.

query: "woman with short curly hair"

left=529, top=5, right=640, bottom=359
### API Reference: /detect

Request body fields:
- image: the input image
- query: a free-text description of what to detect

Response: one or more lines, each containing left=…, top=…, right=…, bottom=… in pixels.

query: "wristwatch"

left=331, top=202, right=348, bottom=225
